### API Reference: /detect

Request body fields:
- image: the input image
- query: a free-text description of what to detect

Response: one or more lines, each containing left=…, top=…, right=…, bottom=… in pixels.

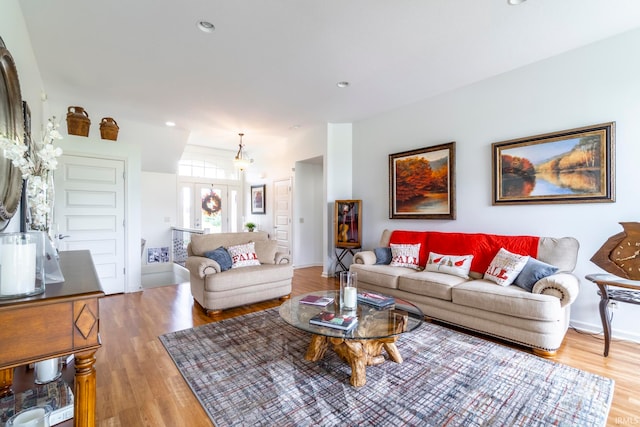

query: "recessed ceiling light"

left=165, top=121, right=176, bottom=127
left=197, top=21, right=215, bottom=33
left=336, top=81, right=350, bottom=88
left=507, top=0, right=526, bottom=5
left=289, top=125, right=301, bottom=130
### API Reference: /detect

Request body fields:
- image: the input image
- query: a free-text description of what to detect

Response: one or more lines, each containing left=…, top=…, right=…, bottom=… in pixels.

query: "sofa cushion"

left=390, top=243, right=421, bottom=270
left=425, top=231, right=539, bottom=275
left=514, top=258, right=559, bottom=292
left=484, top=248, right=529, bottom=286
left=374, top=247, right=392, bottom=265
left=227, top=242, right=261, bottom=268
left=425, top=252, right=473, bottom=279
left=189, top=231, right=269, bottom=256
left=204, top=264, right=293, bottom=292
left=397, top=271, right=468, bottom=301
left=389, top=231, right=429, bottom=266
left=254, top=240, right=277, bottom=264
left=203, top=246, right=233, bottom=271
left=452, top=280, right=562, bottom=322
left=349, top=264, right=415, bottom=290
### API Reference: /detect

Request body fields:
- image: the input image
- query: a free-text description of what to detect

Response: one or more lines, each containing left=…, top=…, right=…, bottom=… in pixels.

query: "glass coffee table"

left=279, top=290, right=424, bottom=387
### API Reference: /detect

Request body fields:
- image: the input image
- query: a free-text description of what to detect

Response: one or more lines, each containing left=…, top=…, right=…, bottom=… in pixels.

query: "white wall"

left=352, top=28, right=640, bottom=342
left=140, top=171, right=177, bottom=271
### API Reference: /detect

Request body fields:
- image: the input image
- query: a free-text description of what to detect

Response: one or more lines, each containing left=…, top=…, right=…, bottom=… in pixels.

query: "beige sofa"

left=185, top=231, right=293, bottom=316
left=350, top=229, right=580, bottom=356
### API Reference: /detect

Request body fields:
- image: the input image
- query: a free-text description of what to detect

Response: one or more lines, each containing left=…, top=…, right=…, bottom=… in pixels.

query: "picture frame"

left=334, top=200, right=362, bottom=248
left=251, top=184, right=266, bottom=214
left=389, top=142, right=456, bottom=220
left=492, top=122, right=615, bottom=205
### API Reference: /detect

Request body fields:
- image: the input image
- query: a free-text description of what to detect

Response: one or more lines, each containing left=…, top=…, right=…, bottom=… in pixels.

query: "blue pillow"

left=204, top=246, right=233, bottom=271
left=374, top=247, right=392, bottom=265
left=514, top=258, right=559, bottom=292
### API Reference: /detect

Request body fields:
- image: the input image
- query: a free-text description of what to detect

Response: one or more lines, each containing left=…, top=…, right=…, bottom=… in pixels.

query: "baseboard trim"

left=570, top=319, right=640, bottom=344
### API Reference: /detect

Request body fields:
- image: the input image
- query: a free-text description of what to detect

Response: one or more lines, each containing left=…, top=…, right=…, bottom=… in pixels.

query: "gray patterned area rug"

left=159, top=308, right=614, bottom=427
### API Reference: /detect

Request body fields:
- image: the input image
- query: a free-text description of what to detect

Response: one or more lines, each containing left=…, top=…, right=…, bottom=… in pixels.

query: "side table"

left=334, top=246, right=361, bottom=275
left=585, top=273, right=640, bottom=357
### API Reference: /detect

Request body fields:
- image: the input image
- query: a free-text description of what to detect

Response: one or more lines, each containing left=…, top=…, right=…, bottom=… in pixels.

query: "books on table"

left=357, top=291, right=395, bottom=308
left=299, top=295, right=335, bottom=306
left=309, top=311, right=358, bottom=331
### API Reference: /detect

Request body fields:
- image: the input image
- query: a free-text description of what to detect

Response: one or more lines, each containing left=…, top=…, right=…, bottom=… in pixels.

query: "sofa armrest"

left=354, top=251, right=376, bottom=265
left=532, top=272, right=580, bottom=307
left=275, top=252, right=291, bottom=264
left=185, top=255, right=221, bottom=278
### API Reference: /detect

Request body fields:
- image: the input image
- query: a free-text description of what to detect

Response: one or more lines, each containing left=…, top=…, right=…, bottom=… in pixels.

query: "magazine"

left=299, top=295, right=334, bottom=306
left=357, top=291, right=395, bottom=308
left=309, top=311, right=358, bottom=331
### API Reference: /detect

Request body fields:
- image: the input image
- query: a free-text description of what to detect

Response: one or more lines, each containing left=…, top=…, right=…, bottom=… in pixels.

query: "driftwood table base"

left=304, top=334, right=402, bottom=387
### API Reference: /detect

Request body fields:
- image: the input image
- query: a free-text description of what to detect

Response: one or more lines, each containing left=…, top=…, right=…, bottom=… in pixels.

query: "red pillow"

left=389, top=231, right=429, bottom=267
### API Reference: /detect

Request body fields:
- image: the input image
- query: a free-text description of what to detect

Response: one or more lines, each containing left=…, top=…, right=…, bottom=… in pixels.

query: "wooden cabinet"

left=0, top=250, right=103, bottom=427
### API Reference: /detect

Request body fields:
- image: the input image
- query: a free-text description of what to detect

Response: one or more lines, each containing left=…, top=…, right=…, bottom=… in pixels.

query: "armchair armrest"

left=532, top=272, right=580, bottom=307
left=185, top=255, right=221, bottom=278
left=275, top=252, right=291, bottom=264
left=354, top=251, right=376, bottom=265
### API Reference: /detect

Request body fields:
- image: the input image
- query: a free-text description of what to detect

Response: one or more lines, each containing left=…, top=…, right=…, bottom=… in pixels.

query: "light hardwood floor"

left=95, top=267, right=640, bottom=426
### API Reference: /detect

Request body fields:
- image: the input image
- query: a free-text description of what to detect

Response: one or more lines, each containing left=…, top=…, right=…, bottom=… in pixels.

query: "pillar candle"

left=0, top=237, right=36, bottom=296
left=344, top=286, right=357, bottom=309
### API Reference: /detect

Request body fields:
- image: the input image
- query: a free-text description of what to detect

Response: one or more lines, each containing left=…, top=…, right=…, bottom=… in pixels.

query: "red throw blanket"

left=390, top=230, right=540, bottom=274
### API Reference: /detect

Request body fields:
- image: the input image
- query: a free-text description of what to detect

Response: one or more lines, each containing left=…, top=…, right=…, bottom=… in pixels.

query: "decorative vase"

left=27, top=171, right=54, bottom=237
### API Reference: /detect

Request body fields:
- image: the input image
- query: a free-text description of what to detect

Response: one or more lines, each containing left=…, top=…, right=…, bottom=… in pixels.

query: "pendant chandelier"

left=233, top=132, right=252, bottom=171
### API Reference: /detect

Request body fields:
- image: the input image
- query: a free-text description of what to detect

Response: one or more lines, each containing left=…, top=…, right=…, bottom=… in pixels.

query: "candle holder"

left=0, top=232, right=45, bottom=299
left=6, top=405, right=52, bottom=427
left=339, top=271, right=358, bottom=311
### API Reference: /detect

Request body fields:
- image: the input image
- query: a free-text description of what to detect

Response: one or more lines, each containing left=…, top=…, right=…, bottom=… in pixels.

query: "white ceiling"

left=18, top=0, right=640, bottom=172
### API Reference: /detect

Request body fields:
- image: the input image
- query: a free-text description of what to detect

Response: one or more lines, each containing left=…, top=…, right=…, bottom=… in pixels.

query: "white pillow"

left=389, top=243, right=421, bottom=270
left=425, top=252, right=474, bottom=279
left=227, top=242, right=261, bottom=268
left=484, top=248, right=529, bottom=286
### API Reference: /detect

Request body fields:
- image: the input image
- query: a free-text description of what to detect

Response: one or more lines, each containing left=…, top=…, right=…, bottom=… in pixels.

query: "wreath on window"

left=202, top=192, right=222, bottom=216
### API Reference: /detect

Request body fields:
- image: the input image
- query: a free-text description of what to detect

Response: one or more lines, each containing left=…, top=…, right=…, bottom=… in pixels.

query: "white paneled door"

left=274, top=178, right=292, bottom=256
left=53, top=155, right=126, bottom=294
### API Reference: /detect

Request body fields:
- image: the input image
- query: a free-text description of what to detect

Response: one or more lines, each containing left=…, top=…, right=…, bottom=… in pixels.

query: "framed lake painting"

left=492, top=122, right=615, bottom=205
left=389, top=142, right=456, bottom=219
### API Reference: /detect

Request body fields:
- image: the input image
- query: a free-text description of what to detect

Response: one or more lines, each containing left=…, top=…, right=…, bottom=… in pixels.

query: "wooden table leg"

left=597, top=283, right=612, bottom=357
left=74, top=350, right=97, bottom=427
left=0, top=367, right=13, bottom=397
left=305, top=335, right=329, bottom=362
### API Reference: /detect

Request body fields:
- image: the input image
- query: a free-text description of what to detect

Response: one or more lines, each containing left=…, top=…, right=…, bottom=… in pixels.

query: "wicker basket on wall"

left=100, top=117, right=119, bottom=141
left=66, top=106, right=91, bottom=137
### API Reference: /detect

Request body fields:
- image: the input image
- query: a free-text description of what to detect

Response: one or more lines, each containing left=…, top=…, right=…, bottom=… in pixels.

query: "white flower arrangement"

left=0, top=117, right=63, bottom=231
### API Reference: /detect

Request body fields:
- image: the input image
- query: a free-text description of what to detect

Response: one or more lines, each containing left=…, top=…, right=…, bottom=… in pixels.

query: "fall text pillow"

left=425, top=252, right=474, bottom=279
left=484, top=248, right=529, bottom=286
left=227, top=242, right=261, bottom=268
left=389, top=243, right=421, bottom=270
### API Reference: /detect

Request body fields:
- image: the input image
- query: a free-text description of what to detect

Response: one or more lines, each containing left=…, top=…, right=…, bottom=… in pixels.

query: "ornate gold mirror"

left=0, top=37, right=25, bottom=230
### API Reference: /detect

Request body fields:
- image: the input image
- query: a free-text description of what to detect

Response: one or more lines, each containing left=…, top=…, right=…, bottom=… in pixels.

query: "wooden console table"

left=585, top=273, right=640, bottom=357
left=0, top=250, right=103, bottom=426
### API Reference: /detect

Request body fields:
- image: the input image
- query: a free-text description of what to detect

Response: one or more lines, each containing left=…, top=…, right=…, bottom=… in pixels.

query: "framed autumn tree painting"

left=389, top=142, right=456, bottom=219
